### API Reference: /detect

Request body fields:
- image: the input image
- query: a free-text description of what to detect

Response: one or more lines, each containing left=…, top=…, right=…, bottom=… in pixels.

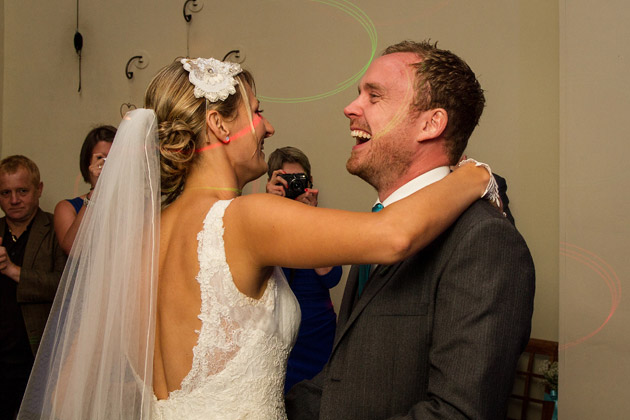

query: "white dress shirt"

left=368, top=166, right=450, bottom=273
left=376, top=166, right=451, bottom=208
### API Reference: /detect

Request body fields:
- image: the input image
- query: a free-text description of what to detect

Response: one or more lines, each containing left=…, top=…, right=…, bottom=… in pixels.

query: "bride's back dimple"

left=153, top=199, right=300, bottom=420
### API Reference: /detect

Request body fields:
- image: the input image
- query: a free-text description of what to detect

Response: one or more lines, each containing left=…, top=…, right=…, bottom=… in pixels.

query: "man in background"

left=0, top=155, right=66, bottom=419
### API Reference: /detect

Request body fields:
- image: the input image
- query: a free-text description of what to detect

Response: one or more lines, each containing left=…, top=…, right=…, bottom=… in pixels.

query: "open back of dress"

left=152, top=199, right=300, bottom=420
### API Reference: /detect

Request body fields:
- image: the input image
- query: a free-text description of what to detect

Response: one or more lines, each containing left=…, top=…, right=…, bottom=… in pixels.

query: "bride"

left=18, top=57, right=494, bottom=419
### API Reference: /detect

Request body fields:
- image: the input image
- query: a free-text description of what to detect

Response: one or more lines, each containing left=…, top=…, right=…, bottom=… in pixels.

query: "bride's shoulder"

left=161, top=197, right=221, bottom=235
left=229, top=193, right=286, bottom=212
left=225, top=193, right=289, bottom=225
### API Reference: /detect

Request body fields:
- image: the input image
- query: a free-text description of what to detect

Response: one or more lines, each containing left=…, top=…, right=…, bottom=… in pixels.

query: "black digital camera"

left=279, top=173, right=312, bottom=199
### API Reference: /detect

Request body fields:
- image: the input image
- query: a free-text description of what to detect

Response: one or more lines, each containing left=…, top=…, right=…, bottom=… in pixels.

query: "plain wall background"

left=1, top=0, right=559, bottom=342
left=559, top=0, right=630, bottom=417
left=2, top=0, right=625, bottom=416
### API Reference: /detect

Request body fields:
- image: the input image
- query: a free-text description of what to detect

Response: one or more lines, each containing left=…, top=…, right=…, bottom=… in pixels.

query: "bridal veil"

left=18, top=109, right=160, bottom=419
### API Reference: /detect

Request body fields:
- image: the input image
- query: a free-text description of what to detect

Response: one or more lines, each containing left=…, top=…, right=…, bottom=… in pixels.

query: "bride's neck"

left=183, top=151, right=242, bottom=198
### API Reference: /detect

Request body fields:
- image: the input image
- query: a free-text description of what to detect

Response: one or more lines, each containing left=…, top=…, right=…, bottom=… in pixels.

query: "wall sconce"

left=120, top=103, right=137, bottom=118
left=183, top=0, right=203, bottom=22
left=222, top=48, right=246, bottom=64
left=125, top=53, right=149, bottom=79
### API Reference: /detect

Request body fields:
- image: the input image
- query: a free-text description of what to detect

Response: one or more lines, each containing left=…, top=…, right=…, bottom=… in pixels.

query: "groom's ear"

left=416, top=108, right=447, bottom=143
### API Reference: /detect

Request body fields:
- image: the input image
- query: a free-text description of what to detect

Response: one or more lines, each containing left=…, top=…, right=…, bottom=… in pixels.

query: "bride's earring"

left=220, top=136, right=231, bottom=144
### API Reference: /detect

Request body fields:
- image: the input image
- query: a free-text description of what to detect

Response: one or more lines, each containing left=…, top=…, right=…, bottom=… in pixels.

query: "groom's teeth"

left=351, top=130, right=371, bottom=140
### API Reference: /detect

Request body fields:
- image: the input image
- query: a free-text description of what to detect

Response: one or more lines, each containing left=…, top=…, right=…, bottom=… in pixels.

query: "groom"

left=286, top=40, right=535, bottom=419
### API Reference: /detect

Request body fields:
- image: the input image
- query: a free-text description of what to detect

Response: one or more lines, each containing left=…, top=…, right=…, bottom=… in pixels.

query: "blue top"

left=66, top=197, right=84, bottom=214
left=283, top=266, right=342, bottom=393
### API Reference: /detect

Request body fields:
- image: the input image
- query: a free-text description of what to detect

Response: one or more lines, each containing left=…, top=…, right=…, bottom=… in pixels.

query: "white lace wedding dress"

left=152, top=200, right=300, bottom=420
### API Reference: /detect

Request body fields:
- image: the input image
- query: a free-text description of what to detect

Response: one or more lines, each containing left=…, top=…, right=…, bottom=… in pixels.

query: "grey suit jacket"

left=286, top=200, right=535, bottom=420
left=1, top=209, right=66, bottom=355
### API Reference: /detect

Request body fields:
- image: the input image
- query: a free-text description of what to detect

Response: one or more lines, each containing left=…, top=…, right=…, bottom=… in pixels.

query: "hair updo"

left=144, top=58, right=255, bottom=206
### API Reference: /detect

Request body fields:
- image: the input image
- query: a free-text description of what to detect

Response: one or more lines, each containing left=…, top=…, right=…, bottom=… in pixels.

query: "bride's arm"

left=226, top=163, right=489, bottom=272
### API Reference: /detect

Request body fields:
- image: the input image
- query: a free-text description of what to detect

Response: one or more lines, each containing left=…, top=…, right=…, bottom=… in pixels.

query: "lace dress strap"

left=177, top=199, right=276, bottom=393
left=153, top=199, right=300, bottom=419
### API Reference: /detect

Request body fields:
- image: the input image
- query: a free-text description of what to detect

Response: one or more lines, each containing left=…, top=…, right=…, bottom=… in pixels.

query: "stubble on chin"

left=345, top=153, right=360, bottom=177
left=346, top=143, right=413, bottom=194
left=346, top=152, right=381, bottom=191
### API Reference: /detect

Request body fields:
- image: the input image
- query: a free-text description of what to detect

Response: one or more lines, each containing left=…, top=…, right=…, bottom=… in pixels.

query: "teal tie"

left=358, top=203, right=384, bottom=296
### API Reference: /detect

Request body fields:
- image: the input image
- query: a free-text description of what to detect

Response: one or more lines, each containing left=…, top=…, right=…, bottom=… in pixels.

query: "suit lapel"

left=332, top=262, right=401, bottom=353
left=336, top=265, right=358, bottom=329
left=23, top=209, right=47, bottom=269
left=371, top=263, right=395, bottom=279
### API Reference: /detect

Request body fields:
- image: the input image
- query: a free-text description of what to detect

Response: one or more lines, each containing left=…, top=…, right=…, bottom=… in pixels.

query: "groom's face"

left=343, top=53, right=422, bottom=191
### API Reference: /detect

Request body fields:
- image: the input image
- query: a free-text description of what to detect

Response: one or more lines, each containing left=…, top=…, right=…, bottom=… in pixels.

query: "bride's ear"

left=206, top=110, right=230, bottom=143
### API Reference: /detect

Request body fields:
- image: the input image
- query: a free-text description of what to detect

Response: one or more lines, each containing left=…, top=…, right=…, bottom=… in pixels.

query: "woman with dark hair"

left=53, top=125, right=116, bottom=254
left=19, top=57, right=496, bottom=420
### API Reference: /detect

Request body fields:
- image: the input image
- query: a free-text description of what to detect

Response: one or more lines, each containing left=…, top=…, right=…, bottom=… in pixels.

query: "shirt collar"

left=378, top=166, right=451, bottom=208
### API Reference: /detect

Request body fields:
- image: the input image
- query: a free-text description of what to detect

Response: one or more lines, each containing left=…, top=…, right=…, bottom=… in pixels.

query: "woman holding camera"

left=266, top=146, right=342, bottom=393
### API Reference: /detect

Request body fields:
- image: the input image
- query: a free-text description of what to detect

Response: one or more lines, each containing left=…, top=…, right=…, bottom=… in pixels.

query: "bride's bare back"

left=153, top=196, right=211, bottom=399
left=153, top=193, right=275, bottom=399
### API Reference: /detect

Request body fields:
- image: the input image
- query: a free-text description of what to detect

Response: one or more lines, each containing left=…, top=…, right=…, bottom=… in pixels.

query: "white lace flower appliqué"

left=181, top=58, right=242, bottom=103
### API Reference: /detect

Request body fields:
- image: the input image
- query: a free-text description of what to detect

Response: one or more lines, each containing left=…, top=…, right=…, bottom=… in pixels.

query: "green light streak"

left=258, top=0, right=377, bottom=104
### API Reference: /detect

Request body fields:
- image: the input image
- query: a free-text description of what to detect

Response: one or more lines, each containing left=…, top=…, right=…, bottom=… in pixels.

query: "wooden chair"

left=507, top=338, right=558, bottom=420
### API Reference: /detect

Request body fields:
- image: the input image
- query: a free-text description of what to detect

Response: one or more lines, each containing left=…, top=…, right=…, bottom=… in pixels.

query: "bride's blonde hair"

left=144, top=58, right=255, bottom=206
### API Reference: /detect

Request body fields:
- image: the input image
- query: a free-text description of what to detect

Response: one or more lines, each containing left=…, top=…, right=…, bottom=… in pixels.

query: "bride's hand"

left=453, top=158, right=504, bottom=212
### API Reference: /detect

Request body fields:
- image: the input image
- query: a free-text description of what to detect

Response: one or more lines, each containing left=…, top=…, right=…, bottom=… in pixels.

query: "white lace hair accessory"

left=458, top=158, right=501, bottom=208
left=181, top=58, right=243, bottom=102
